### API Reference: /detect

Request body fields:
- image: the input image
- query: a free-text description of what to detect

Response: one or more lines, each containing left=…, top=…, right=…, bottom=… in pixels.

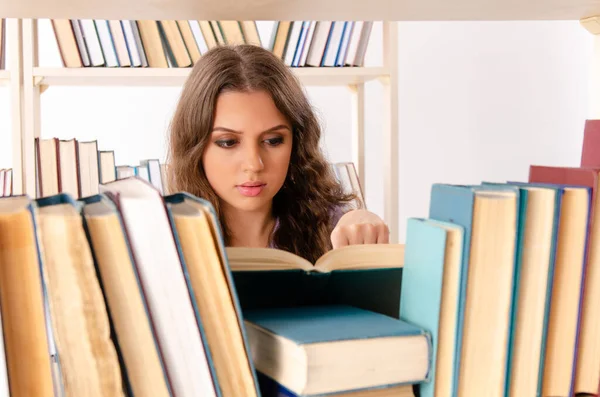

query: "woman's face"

left=203, top=90, right=293, bottom=215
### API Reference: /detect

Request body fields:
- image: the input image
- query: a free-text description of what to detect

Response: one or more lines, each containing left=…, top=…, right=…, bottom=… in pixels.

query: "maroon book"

left=581, top=120, right=600, bottom=168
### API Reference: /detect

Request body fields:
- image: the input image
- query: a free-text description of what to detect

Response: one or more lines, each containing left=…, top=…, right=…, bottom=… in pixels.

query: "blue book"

left=429, top=183, right=519, bottom=397
left=483, top=181, right=561, bottom=397
left=400, top=217, right=465, bottom=397
left=243, top=304, right=431, bottom=396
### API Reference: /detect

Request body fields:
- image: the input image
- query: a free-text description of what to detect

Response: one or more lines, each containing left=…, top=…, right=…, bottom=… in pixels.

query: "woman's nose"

left=242, top=144, right=264, bottom=173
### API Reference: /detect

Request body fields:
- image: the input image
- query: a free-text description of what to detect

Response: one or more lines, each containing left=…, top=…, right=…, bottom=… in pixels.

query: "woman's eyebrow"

left=211, top=125, right=291, bottom=134
left=263, top=124, right=291, bottom=133
left=211, top=126, right=242, bottom=134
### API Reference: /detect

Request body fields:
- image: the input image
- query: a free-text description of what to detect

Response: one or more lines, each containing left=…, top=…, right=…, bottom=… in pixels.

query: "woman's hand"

left=330, top=209, right=389, bottom=249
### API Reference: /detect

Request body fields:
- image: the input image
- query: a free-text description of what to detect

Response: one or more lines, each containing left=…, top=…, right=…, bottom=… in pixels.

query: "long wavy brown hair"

left=167, top=44, right=357, bottom=263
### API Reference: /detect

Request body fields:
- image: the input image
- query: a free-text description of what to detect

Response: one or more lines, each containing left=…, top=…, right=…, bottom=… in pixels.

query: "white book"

left=283, top=21, right=302, bottom=66
left=321, top=21, right=345, bottom=67
left=188, top=21, right=209, bottom=55
left=336, top=21, right=354, bottom=67
left=299, top=21, right=317, bottom=67
left=305, top=21, right=332, bottom=67
left=70, top=20, right=90, bottom=66
left=100, top=178, right=217, bottom=397
left=94, top=20, right=119, bottom=67
left=345, top=21, right=373, bottom=67
left=79, top=19, right=105, bottom=66
left=121, top=20, right=142, bottom=67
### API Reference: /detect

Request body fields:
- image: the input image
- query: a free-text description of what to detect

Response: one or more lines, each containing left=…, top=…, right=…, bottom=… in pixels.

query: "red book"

left=580, top=120, right=600, bottom=168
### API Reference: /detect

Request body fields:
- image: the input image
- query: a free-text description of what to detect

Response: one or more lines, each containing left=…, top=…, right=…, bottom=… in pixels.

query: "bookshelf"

left=7, top=18, right=401, bottom=242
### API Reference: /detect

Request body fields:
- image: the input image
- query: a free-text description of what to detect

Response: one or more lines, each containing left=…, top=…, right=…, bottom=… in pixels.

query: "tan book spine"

left=176, top=20, right=201, bottom=63
left=136, top=20, right=168, bottom=68
left=0, top=203, right=55, bottom=397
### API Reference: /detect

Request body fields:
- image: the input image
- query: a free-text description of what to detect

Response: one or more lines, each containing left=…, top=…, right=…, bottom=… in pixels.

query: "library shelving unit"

left=8, top=18, right=400, bottom=242
left=4, top=0, right=600, bottom=244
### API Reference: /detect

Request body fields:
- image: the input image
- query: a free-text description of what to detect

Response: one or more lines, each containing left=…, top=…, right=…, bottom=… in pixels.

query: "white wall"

left=0, top=20, right=594, bottom=242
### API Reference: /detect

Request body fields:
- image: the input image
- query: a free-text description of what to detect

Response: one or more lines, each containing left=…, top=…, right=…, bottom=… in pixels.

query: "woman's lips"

left=236, top=182, right=266, bottom=197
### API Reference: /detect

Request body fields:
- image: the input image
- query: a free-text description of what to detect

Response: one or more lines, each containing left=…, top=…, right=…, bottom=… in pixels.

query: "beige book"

left=58, top=138, right=79, bottom=198
left=35, top=137, right=60, bottom=198
left=240, top=21, right=261, bottom=46
left=542, top=187, right=590, bottom=396
left=83, top=197, right=170, bottom=397
left=77, top=140, right=100, bottom=197
left=0, top=196, right=55, bottom=397
left=160, top=20, right=192, bottom=67
left=37, top=199, right=124, bottom=397
left=51, top=19, right=83, bottom=67
left=108, top=20, right=131, bottom=67
left=227, top=243, right=404, bottom=272
left=199, top=21, right=218, bottom=49
left=176, top=20, right=201, bottom=63
left=456, top=190, right=518, bottom=396
left=218, top=21, right=245, bottom=45
left=137, top=20, right=168, bottom=68
left=508, top=187, right=559, bottom=397
left=168, top=197, right=258, bottom=397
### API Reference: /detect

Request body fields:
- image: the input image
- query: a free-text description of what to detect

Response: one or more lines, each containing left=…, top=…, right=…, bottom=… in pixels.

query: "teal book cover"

left=245, top=305, right=430, bottom=397
left=400, top=217, right=464, bottom=397
left=245, top=304, right=429, bottom=344
left=428, top=183, right=520, bottom=397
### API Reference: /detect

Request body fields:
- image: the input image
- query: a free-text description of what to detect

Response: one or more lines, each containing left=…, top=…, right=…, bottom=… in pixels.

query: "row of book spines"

left=50, top=20, right=372, bottom=69
left=34, top=137, right=170, bottom=201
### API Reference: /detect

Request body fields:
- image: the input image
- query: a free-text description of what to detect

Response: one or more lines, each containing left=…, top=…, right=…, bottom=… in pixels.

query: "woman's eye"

left=264, top=137, right=284, bottom=146
left=215, top=139, right=237, bottom=148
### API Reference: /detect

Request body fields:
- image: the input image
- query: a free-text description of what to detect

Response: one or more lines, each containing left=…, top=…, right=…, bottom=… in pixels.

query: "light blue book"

left=429, top=183, right=520, bottom=397
left=400, top=217, right=465, bottom=397
left=244, top=304, right=431, bottom=397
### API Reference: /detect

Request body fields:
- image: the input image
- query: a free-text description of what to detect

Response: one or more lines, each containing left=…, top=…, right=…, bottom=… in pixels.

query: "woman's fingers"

left=330, top=222, right=389, bottom=248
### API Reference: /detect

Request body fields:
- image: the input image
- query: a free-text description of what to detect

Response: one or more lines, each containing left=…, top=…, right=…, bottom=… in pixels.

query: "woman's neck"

left=223, top=204, right=275, bottom=248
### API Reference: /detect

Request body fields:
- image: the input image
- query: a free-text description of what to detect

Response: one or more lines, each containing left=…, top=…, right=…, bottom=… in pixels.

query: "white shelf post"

left=7, top=19, right=24, bottom=195
left=22, top=18, right=40, bottom=197
left=382, top=21, right=399, bottom=243
left=349, top=83, right=366, bottom=196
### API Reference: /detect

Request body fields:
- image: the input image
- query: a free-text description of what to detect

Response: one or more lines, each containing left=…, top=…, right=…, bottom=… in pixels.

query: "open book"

left=226, top=244, right=404, bottom=272
left=228, top=243, right=406, bottom=322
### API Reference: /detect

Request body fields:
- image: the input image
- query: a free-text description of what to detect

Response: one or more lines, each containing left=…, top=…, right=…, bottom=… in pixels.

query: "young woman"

left=167, top=44, right=388, bottom=264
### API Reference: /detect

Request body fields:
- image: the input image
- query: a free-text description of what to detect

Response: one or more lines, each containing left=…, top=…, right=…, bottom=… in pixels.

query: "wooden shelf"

left=0, top=71, right=10, bottom=86
left=32, top=67, right=390, bottom=87
left=2, top=0, right=600, bottom=21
